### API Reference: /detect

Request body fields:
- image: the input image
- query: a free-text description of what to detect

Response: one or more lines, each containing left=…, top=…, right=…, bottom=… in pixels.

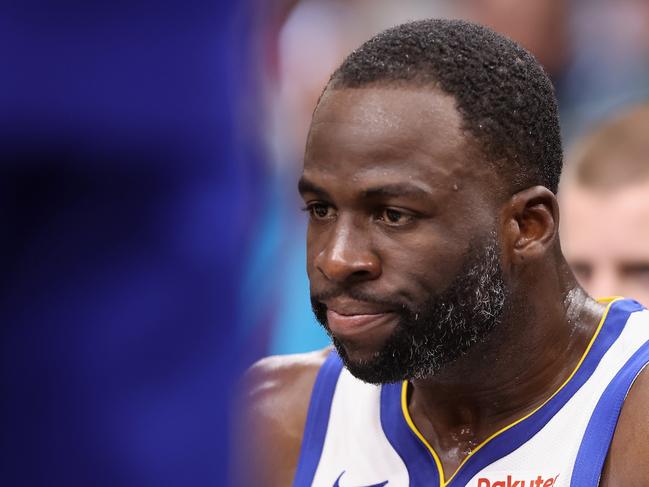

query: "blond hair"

left=564, top=103, right=649, bottom=191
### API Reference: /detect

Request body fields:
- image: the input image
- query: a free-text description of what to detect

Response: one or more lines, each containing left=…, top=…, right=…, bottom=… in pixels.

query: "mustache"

left=311, top=287, right=408, bottom=311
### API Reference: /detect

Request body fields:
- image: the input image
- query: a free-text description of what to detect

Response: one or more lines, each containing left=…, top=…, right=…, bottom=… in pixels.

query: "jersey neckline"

left=380, top=297, right=641, bottom=487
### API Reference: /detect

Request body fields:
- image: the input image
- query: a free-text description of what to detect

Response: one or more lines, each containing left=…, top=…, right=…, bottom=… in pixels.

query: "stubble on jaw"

left=312, top=233, right=507, bottom=384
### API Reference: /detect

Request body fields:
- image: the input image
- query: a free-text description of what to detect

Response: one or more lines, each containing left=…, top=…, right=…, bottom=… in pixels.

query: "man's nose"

left=315, top=220, right=381, bottom=284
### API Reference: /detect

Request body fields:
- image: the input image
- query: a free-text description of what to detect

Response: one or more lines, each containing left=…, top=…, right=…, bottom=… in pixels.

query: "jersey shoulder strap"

left=293, top=350, right=344, bottom=487
left=571, top=304, right=649, bottom=485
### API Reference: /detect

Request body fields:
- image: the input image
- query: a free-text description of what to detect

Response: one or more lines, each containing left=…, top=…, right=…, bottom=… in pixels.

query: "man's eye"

left=305, top=203, right=335, bottom=220
left=622, top=264, right=649, bottom=282
left=378, top=208, right=413, bottom=225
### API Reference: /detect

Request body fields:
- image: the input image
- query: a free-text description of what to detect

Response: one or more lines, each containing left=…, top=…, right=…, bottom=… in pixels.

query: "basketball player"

left=235, top=20, right=649, bottom=486
left=561, top=104, right=649, bottom=307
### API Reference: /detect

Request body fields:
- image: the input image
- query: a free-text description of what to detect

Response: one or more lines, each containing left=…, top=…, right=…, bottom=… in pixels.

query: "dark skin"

left=233, top=87, right=649, bottom=486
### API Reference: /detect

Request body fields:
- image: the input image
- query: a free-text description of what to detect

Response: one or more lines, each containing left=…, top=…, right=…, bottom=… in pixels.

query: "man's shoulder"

left=232, top=348, right=332, bottom=487
left=242, top=347, right=332, bottom=414
left=601, top=365, right=649, bottom=486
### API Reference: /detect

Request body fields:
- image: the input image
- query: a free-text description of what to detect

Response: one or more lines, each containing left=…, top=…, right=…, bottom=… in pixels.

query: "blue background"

left=1, top=2, right=263, bottom=485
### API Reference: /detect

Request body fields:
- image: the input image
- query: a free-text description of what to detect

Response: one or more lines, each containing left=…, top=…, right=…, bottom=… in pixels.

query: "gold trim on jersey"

left=400, top=297, right=622, bottom=486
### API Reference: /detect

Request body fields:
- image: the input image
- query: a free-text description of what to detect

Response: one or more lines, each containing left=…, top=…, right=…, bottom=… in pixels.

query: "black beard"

left=311, top=234, right=507, bottom=384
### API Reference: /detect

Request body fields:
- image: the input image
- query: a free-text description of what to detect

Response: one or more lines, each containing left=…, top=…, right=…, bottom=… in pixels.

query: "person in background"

left=561, top=103, right=649, bottom=306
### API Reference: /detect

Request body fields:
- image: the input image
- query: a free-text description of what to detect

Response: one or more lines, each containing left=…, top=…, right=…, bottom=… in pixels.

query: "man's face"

left=300, top=86, right=508, bottom=383
left=561, top=181, right=649, bottom=307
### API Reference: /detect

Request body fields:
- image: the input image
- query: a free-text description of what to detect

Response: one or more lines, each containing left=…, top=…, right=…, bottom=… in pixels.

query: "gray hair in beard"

left=320, top=232, right=507, bottom=384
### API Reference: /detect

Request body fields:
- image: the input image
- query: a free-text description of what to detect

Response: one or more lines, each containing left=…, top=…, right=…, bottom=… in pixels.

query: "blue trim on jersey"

left=381, top=383, right=441, bottom=487
left=448, top=299, right=643, bottom=486
left=378, top=299, right=641, bottom=486
left=571, top=339, right=649, bottom=486
left=293, top=351, right=344, bottom=487
left=293, top=300, right=645, bottom=486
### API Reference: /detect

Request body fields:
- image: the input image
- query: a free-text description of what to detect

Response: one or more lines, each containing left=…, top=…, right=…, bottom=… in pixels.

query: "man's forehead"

left=300, top=155, right=468, bottom=191
left=561, top=182, right=649, bottom=260
left=310, top=85, right=463, bottom=133
left=304, top=86, right=486, bottom=184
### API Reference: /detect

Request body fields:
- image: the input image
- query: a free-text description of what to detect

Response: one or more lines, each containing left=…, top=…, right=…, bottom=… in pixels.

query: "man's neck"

left=406, top=284, right=606, bottom=477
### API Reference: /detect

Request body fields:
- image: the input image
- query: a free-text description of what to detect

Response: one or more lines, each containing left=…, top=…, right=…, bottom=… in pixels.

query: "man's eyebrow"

left=298, top=179, right=433, bottom=200
left=620, top=262, right=649, bottom=273
left=298, top=177, right=331, bottom=199
left=362, top=183, right=432, bottom=199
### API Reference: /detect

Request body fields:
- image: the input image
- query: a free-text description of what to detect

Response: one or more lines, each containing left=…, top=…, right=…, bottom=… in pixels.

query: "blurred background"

left=1, top=0, right=648, bottom=485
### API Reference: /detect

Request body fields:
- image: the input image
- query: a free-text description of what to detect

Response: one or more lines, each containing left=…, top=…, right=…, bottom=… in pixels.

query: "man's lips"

left=326, top=309, right=397, bottom=338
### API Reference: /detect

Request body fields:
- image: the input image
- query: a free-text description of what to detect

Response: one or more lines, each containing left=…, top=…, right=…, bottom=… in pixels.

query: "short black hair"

left=327, top=19, right=563, bottom=194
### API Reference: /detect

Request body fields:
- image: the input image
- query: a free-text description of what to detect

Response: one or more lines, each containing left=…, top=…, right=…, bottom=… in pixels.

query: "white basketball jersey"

left=293, top=298, right=649, bottom=487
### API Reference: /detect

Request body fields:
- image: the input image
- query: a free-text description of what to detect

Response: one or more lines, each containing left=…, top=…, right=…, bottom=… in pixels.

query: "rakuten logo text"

left=477, top=474, right=559, bottom=487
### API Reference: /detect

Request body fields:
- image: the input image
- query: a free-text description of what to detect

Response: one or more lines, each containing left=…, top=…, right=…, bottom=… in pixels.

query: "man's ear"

left=501, top=186, right=559, bottom=266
